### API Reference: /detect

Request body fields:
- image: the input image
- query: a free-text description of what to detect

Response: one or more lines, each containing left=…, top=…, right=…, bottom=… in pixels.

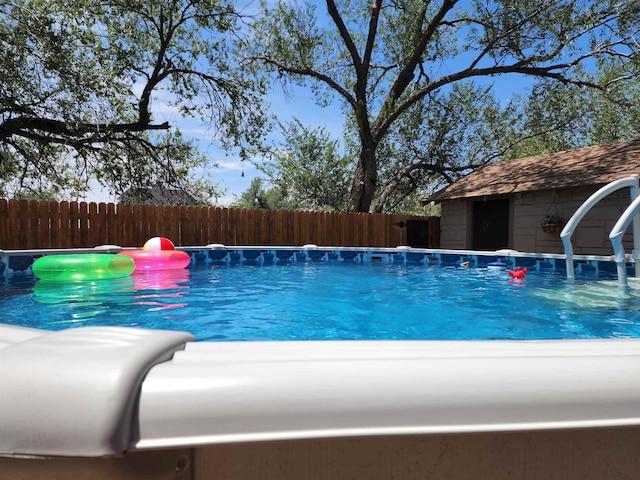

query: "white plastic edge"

left=0, top=326, right=194, bottom=457
left=132, top=338, right=640, bottom=450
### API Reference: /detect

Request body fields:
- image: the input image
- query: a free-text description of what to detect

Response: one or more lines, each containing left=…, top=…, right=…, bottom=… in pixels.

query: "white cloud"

left=215, top=159, right=248, bottom=171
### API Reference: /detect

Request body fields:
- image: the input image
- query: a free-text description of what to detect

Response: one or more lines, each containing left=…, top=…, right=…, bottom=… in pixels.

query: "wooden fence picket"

left=38, top=201, right=50, bottom=248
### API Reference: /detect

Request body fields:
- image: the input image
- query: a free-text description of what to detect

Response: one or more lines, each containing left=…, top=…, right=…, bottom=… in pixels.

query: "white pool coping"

left=133, top=337, right=640, bottom=449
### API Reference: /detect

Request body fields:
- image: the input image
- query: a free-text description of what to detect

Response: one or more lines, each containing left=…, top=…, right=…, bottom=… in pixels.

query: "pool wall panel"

left=0, top=246, right=628, bottom=280
left=192, top=429, right=640, bottom=480
left=2, top=429, right=640, bottom=480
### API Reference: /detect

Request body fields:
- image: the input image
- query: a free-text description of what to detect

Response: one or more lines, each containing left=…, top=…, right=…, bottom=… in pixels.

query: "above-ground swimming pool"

left=2, top=246, right=640, bottom=480
left=2, top=245, right=640, bottom=341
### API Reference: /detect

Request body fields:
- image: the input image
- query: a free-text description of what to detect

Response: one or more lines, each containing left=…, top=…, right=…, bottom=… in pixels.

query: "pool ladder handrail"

left=609, top=186, right=640, bottom=289
left=560, top=174, right=640, bottom=287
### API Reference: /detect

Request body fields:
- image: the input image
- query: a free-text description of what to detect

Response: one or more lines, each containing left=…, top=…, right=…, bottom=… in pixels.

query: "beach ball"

left=143, top=236, right=175, bottom=251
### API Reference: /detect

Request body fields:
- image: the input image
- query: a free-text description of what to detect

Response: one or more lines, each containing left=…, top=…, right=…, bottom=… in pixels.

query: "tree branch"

left=361, top=1, right=382, bottom=81
left=326, top=0, right=363, bottom=78
left=253, top=54, right=357, bottom=109
left=377, top=0, right=459, bottom=123
left=375, top=57, right=609, bottom=141
left=0, top=116, right=170, bottom=143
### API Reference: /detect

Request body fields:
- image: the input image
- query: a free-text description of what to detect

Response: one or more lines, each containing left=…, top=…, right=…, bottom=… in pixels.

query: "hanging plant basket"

left=541, top=223, right=565, bottom=234
left=540, top=188, right=568, bottom=236
left=541, top=213, right=566, bottom=235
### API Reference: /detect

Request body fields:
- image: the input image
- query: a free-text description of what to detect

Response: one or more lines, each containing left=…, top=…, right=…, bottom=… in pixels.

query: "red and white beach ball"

left=143, top=236, right=175, bottom=251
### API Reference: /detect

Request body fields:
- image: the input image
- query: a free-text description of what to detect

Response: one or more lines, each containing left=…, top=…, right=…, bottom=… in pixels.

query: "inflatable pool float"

left=32, top=254, right=135, bottom=282
left=143, top=237, right=176, bottom=250
left=118, top=250, right=191, bottom=271
left=118, top=237, right=191, bottom=271
left=508, top=266, right=527, bottom=279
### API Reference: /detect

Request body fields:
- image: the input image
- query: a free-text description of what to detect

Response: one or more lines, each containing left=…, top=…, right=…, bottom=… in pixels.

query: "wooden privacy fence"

left=0, top=199, right=440, bottom=250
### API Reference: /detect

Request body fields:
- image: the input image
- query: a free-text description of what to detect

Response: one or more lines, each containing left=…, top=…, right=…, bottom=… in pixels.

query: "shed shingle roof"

left=425, top=138, right=640, bottom=203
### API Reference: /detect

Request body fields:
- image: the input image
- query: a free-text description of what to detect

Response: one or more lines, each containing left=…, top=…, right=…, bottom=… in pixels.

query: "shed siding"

left=440, top=200, right=468, bottom=250
left=440, top=186, right=636, bottom=255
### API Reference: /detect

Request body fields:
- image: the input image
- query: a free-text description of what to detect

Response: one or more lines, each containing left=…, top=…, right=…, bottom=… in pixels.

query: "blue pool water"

left=2, top=262, right=640, bottom=341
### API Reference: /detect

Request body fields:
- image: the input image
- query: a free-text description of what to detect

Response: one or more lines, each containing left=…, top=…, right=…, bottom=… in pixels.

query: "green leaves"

left=1, top=0, right=265, bottom=202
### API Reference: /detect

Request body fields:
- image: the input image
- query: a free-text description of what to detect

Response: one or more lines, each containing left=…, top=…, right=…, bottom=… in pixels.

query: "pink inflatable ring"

left=118, top=249, right=191, bottom=271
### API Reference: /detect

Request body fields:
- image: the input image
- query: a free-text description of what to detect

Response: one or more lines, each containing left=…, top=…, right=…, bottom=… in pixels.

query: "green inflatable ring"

left=32, top=254, right=135, bottom=282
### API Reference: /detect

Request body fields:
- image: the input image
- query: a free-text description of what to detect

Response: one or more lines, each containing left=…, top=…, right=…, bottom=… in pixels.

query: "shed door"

left=472, top=199, right=509, bottom=250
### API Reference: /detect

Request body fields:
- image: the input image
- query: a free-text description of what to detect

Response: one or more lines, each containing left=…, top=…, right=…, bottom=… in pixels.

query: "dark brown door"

left=472, top=199, right=509, bottom=250
left=406, top=220, right=429, bottom=248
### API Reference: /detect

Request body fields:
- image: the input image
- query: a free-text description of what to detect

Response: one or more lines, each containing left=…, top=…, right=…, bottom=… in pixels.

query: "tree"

left=371, top=82, right=517, bottom=212
left=258, top=119, right=352, bottom=211
left=244, top=0, right=640, bottom=212
left=235, top=117, right=354, bottom=210
left=502, top=58, right=640, bottom=160
left=0, top=0, right=266, bottom=200
left=231, top=177, right=298, bottom=210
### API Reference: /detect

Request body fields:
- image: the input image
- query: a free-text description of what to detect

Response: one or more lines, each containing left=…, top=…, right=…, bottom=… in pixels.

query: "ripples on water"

left=2, top=263, right=640, bottom=341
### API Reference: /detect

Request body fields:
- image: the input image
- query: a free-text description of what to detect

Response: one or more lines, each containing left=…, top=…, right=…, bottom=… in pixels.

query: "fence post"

left=0, top=199, right=8, bottom=249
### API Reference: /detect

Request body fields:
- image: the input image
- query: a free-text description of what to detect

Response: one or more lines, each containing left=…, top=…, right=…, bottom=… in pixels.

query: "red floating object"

left=508, top=266, right=527, bottom=279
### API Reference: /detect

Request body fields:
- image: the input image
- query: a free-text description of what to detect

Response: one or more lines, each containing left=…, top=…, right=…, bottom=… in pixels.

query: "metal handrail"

left=609, top=192, right=640, bottom=288
left=560, top=174, right=640, bottom=284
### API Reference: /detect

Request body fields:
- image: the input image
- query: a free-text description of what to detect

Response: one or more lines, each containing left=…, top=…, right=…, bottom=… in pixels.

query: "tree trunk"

left=350, top=128, right=378, bottom=213
left=351, top=112, right=378, bottom=213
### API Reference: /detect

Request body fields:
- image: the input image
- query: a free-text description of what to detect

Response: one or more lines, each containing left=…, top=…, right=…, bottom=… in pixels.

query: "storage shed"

left=424, top=139, right=640, bottom=255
